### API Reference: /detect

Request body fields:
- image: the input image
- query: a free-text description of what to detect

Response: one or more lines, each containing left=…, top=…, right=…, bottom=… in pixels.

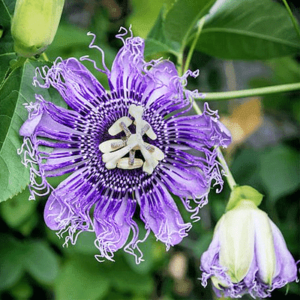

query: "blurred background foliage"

left=0, top=0, right=299, bottom=299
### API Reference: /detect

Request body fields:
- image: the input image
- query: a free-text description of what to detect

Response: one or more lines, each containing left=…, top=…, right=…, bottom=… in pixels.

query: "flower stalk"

left=196, top=82, right=300, bottom=101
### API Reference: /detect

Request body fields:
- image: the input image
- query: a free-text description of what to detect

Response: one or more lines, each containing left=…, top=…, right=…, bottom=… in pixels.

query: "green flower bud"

left=11, top=0, right=65, bottom=57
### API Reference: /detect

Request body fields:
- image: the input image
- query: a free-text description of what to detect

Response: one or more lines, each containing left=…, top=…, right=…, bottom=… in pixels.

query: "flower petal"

left=253, top=209, right=276, bottom=285
left=139, top=182, right=191, bottom=247
left=143, top=60, right=179, bottom=107
left=94, top=191, right=136, bottom=260
left=160, top=164, right=209, bottom=200
left=44, top=195, right=70, bottom=230
left=34, top=58, right=109, bottom=115
left=201, top=222, right=221, bottom=272
left=109, top=35, right=145, bottom=94
left=270, top=220, right=298, bottom=284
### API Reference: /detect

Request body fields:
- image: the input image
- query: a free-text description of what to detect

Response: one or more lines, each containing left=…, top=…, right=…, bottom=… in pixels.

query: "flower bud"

left=200, top=186, right=298, bottom=298
left=11, top=0, right=65, bottom=57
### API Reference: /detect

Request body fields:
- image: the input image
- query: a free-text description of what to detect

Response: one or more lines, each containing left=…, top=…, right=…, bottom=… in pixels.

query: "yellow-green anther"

left=11, top=0, right=65, bottom=57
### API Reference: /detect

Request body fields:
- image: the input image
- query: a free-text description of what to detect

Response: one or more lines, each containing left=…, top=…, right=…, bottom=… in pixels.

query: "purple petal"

left=139, top=183, right=191, bottom=247
left=94, top=192, right=136, bottom=260
left=109, top=35, right=145, bottom=92
left=201, top=225, right=221, bottom=272
left=34, top=58, right=109, bottom=115
left=44, top=194, right=71, bottom=230
left=270, top=220, right=298, bottom=284
left=143, top=61, right=179, bottom=107
left=160, top=164, right=209, bottom=200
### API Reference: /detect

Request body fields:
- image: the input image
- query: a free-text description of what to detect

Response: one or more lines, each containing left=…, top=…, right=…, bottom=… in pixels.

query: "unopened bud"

left=11, top=0, right=65, bottom=57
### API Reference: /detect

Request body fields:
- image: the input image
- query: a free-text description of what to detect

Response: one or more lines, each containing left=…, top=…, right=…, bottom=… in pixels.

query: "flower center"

left=99, top=104, right=164, bottom=175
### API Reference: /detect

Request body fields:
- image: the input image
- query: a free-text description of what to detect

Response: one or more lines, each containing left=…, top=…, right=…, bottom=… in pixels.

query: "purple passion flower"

left=18, top=28, right=231, bottom=262
left=200, top=199, right=298, bottom=298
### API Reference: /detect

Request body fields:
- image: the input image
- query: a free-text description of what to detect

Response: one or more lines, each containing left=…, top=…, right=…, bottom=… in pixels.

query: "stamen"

left=141, top=123, right=150, bottom=136
left=120, top=122, right=131, bottom=137
left=117, top=158, right=143, bottom=170
left=111, top=140, right=126, bottom=149
left=99, top=139, right=125, bottom=153
left=129, top=150, right=135, bottom=165
left=99, top=104, right=164, bottom=174
left=145, top=144, right=154, bottom=152
left=108, top=116, right=132, bottom=136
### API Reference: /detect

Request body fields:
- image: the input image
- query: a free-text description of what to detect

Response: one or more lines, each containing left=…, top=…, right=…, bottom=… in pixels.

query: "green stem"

left=42, top=52, right=49, bottom=62
left=196, top=82, right=300, bottom=100
left=216, top=147, right=237, bottom=191
left=177, top=55, right=183, bottom=77
left=282, top=0, right=300, bottom=40
left=183, top=16, right=206, bottom=75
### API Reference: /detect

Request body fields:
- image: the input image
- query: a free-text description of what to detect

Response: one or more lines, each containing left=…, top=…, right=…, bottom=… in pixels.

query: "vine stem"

left=183, top=16, right=206, bottom=75
left=195, top=82, right=300, bottom=100
left=282, top=0, right=300, bottom=40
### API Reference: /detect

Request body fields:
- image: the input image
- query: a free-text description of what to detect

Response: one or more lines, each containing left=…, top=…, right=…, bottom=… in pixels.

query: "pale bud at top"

left=11, top=0, right=65, bottom=57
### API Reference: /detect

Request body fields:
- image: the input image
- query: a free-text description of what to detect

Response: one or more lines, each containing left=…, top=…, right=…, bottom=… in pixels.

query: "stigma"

left=99, top=104, right=164, bottom=175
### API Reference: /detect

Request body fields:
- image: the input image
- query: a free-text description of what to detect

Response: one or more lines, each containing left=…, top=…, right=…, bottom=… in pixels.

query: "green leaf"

left=55, top=256, right=110, bottom=300
left=8, top=279, right=33, bottom=300
left=127, top=0, right=164, bottom=39
left=108, top=257, right=154, bottom=295
left=0, top=60, right=66, bottom=202
left=24, top=241, right=59, bottom=284
left=0, top=188, right=37, bottom=228
left=17, top=212, right=38, bottom=236
left=0, top=235, right=24, bottom=291
left=46, top=23, right=92, bottom=60
left=190, top=231, right=213, bottom=257
left=145, top=7, right=178, bottom=58
left=0, top=0, right=17, bottom=88
left=196, top=0, right=300, bottom=59
left=0, top=0, right=16, bottom=55
left=163, top=0, right=216, bottom=49
left=0, top=65, right=29, bottom=202
left=259, top=145, right=300, bottom=201
left=0, top=53, right=16, bottom=87
left=267, top=57, right=300, bottom=84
